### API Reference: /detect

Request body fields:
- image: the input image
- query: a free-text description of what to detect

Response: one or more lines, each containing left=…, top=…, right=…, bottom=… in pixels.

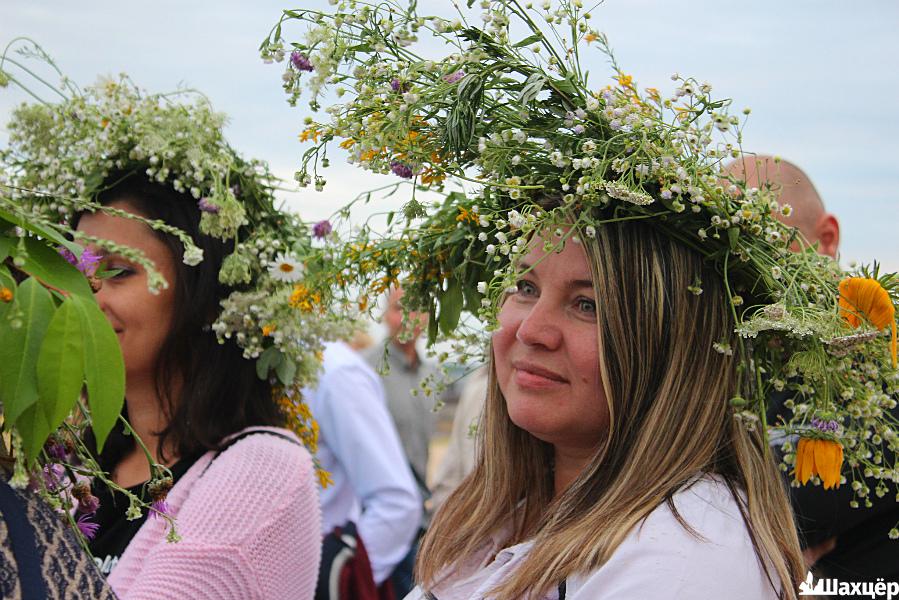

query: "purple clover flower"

left=45, top=442, right=68, bottom=462
left=198, top=198, right=220, bottom=214
left=390, top=78, right=411, bottom=93
left=390, top=160, right=415, bottom=179
left=811, top=417, right=840, bottom=433
left=77, top=493, right=101, bottom=514
left=290, top=51, right=314, bottom=72
left=150, top=499, right=171, bottom=519
left=444, top=70, right=465, bottom=84
left=41, top=464, right=66, bottom=492
left=59, top=247, right=102, bottom=277
left=312, top=220, right=333, bottom=239
left=77, top=514, right=100, bottom=540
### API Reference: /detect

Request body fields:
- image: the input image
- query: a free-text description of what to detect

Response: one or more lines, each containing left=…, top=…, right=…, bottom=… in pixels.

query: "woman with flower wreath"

left=3, top=75, right=349, bottom=599
left=266, top=0, right=899, bottom=598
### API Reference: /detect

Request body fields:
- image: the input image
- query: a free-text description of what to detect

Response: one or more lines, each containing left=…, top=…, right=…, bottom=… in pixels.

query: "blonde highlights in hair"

left=417, top=220, right=804, bottom=599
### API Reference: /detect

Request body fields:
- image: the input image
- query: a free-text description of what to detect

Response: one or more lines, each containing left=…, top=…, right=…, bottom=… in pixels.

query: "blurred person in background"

left=364, top=287, right=440, bottom=597
left=430, top=365, right=488, bottom=511
left=726, top=155, right=898, bottom=582
left=307, top=340, right=421, bottom=598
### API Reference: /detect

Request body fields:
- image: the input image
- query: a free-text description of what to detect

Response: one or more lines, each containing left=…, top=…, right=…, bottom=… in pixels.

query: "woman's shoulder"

left=208, top=426, right=314, bottom=486
left=633, top=475, right=754, bottom=559
left=570, top=475, right=777, bottom=599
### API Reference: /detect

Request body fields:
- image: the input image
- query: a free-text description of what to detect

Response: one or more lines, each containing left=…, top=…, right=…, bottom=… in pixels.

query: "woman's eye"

left=515, top=279, right=538, bottom=297
left=106, top=264, right=135, bottom=279
left=576, top=297, right=596, bottom=315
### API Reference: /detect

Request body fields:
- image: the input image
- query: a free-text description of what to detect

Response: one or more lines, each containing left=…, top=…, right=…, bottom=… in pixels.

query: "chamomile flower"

left=269, top=253, right=304, bottom=282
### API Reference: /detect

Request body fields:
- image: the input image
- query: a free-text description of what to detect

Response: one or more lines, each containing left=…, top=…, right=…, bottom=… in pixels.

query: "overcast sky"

left=2, top=0, right=897, bottom=270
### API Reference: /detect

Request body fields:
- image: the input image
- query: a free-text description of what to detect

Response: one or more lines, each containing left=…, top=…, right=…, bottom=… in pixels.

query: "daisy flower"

left=269, top=252, right=304, bottom=282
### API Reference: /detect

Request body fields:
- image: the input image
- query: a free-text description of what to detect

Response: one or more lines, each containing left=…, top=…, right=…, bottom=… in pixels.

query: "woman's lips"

left=511, top=360, right=568, bottom=389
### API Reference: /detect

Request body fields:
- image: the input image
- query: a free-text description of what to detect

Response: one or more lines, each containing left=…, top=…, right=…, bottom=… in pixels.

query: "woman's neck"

left=114, top=373, right=180, bottom=487
left=553, top=444, right=597, bottom=497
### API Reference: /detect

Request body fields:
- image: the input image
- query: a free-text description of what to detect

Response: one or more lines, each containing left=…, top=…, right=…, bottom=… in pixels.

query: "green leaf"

left=0, top=207, right=80, bottom=254
left=71, top=294, right=124, bottom=450
left=275, top=357, right=297, bottom=386
left=20, top=237, right=94, bottom=298
left=0, top=278, right=54, bottom=426
left=519, top=73, right=546, bottom=106
left=439, top=277, right=464, bottom=335
left=15, top=404, right=53, bottom=461
left=0, top=235, right=12, bottom=263
left=513, top=33, right=543, bottom=48
left=36, top=298, right=85, bottom=429
left=727, top=227, right=740, bottom=251
left=427, top=301, right=439, bottom=346
left=256, top=346, right=282, bottom=380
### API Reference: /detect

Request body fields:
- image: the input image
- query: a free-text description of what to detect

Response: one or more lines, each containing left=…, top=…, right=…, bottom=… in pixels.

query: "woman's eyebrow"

left=569, top=278, right=594, bottom=289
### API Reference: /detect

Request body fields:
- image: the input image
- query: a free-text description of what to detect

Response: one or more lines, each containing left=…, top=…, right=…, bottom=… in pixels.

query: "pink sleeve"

left=116, top=433, right=322, bottom=600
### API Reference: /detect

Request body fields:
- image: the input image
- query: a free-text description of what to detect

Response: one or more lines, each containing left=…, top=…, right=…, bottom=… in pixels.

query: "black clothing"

left=89, top=453, right=199, bottom=575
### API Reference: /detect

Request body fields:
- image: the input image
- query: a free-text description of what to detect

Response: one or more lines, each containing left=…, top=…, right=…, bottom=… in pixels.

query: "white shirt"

left=407, top=476, right=779, bottom=599
left=306, top=342, right=422, bottom=584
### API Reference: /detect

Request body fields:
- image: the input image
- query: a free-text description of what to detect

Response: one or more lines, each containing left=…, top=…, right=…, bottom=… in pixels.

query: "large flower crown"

left=1, top=69, right=351, bottom=464
left=265, top=0, right=898, bottom=521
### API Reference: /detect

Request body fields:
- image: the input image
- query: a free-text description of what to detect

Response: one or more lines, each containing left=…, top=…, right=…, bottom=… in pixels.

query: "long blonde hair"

left=417, top=220, right=804, bottom=599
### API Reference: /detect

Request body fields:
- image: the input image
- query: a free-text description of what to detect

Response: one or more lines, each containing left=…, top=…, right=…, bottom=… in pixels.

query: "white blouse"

left=406, top=476, right=780, bottom=600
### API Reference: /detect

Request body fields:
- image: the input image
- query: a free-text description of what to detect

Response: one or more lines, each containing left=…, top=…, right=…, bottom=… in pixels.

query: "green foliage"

left=73, top=294, right=125, bottom=451
left=36, top=298, right=85, bottom=429
left=0, top=277, right=54, bottom=428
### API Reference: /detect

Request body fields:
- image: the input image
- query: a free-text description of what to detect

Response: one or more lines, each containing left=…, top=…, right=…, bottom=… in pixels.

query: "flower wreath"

left=1, top=49, right=352, bottom=492
left=264, top=0, right=899, bottom=527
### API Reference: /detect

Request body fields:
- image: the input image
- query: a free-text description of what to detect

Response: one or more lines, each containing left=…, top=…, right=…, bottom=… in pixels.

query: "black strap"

left=0, top=480, right=50, bottom=600
left=202, top=429, right=301, bottom=476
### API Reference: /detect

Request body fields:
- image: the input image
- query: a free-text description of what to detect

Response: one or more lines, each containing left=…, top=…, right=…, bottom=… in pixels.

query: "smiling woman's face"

left=76, top=200, right=177, bottom=387
left=492, top=235, right=609, bottom=452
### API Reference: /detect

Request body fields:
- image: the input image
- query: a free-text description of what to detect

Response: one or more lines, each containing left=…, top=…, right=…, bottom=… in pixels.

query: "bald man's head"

left=724, top=155, right=839, bottom=257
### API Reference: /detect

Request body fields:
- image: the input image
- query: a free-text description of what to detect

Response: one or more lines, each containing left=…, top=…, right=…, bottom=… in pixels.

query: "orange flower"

left=339, top=138, right=356, bottom=149
left=289, top=284, right=319, bottom=312
left=299, top=127, right=321, bottom=143
left=615, top=72, right=634, bottom=90
left=456, top=206, right=479, bottom=225
left=420, top=167, right=446, bottom=185
left=838, top=277, right=896, bottom=368
left=0, top=287, right=12, bottom=302
left=794, top=437, right=843, bottom=489
left=261, top=324, right=276, bottom=337
left=584, top=32, right=598, bottom=44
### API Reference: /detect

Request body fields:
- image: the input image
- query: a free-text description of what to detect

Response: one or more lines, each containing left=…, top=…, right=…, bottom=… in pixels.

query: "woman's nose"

left=515, top=298, right=562, bottom=350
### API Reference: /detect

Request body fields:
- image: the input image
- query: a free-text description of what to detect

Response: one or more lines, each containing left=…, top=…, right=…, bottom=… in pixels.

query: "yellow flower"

left=584, top=32, right=598, bottom=44
left=615, top=72, right=634, bottom=90
left=838, top=277, right=897, bottom=368
left=359, top=148, right=382, bottom=161
left=288, top=284, right=318, bottom=312
left=261, top=324, right=276, bottom=337
left=299, top=127, right=321, bottom=143
left=794, top=437, right=843, bottom=489
left=317, top=468, right=333, bottom=489
left=0, top=287, right=12, bottom=303
left=456, top=206, right=479, bottom=225
left=339, top=138, right=356, bottom=149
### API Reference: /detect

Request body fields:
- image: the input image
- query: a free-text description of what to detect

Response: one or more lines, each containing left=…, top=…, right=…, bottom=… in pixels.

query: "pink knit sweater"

left=108, top=427, right=322, bottom=600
